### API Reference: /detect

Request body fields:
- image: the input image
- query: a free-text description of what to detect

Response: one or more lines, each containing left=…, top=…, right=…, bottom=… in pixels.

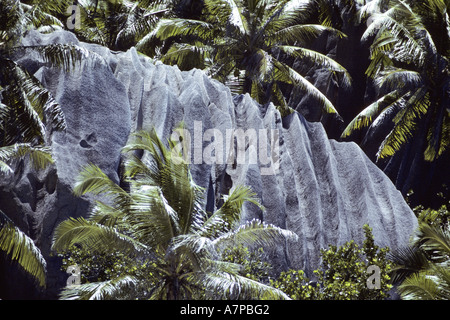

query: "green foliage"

left=59, top=244, right=156, bottom=299
left=413, top=201, right=450, bottom=229
left=143, top=0, right=350, bottom=116
left=59, top=0, right=170, bottom=51
left=271, top=225, right=393, bottom=300
left=390, top=201, right=450, bottom=300
left=221, top=245, right=272, bottom=283
left=343, top=0, right=450, bottom=163
left=270, top=269, right=319, bottom=300
left=0, top=211, right=47, bottom=288
left=52, top=128, right=296, bottom=300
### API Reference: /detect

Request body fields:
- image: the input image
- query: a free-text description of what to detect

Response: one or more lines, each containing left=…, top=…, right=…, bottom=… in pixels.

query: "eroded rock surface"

left=1, top=30, right=418, bottom=295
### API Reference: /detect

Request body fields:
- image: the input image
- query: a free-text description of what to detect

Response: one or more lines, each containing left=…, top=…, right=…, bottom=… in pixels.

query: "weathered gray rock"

left=2, top=30, right=131, bottom=258
left=1, top=30, right=418, bottom=295
left=107, top=45, right=417, bottom=273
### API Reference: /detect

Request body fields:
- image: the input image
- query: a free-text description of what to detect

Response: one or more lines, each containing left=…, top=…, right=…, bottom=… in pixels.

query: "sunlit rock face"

left=1, top=30, right=417, bottom=295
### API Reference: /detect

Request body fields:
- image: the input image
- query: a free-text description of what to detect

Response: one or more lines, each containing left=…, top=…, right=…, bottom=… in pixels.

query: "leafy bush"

left=59, top=245, right=155, bottom=299
left=271, top=225, right=393, bottom=300
left=221, top=245, right=272, bottom=283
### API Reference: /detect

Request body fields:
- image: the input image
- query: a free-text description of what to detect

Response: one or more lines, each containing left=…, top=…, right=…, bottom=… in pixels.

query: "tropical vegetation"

left=389, top=202, right=450, bottom=300
left=52, top=128, right=297, bottom=299
left=0, top=0, right=85, bottom=291
left=0, top=0, right=448, bottom=300
left=139, top=0, right=351, bottom=116
left=270, top=224, right=393, bottom=300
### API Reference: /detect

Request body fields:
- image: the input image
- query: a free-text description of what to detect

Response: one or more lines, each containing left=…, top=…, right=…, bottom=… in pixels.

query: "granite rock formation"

left=1, top=30, right=418, bottom=296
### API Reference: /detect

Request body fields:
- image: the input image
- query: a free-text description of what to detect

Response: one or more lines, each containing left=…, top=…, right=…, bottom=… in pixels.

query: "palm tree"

left=339, top=0, right=450, bottom=206
left=138, top=0, right=351, bottom=116
left=341, top=0, right=450, bottom=163
left=390, top=222, right=450, bottom=300
left=57, top=0, right=169, bottom=51
left=52, top=129, right=297, bottom=300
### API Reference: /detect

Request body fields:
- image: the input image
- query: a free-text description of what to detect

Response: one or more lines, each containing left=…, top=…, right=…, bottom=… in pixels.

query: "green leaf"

left=0, top=211, right=47, bottom=287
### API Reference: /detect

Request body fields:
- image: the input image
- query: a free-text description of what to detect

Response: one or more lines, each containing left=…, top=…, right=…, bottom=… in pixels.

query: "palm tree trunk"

left=243, top=71, right=252, bottom=95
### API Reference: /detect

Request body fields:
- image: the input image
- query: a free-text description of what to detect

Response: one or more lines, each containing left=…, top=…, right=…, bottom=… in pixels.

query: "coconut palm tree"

left=57, top=0, right=170, bottom=51
left=138, top=0, right=351, bottom=116
left=341, top=0, right=450, bottom=163
left=390, top=222, right=450, bottom=300
left=52, top=128, right=297, bottom=300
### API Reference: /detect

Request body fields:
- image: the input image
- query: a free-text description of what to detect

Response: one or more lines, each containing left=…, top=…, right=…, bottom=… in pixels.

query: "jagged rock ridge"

left=1, top=30, right=418, bottom=294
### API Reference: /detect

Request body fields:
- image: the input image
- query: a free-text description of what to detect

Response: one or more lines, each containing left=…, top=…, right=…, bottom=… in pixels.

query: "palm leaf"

left=377, top=87, right=430, bottom=159
left=341, top=91, right=404, bottom=138
left=73, top=163, right=131, bottom=208
left=0, top=211, right=46, bottom=288
left=278, top=45, right=351, bottom=88
left=29, top=44, right=90, bottom=72
left=376, top=68, right=422, bottom=92
left=202, top=185, right=263, bottom=237
left=388, top=246, right=430, bottom=284
left=271, top=24, right=346, bottom=45
left=398, top=271, right=441, bottom=300
left=123, top=129, right=201, bottom=235
left=199, top=269, right=290, bottom=300
left=59, top=275, right=138, bottom=300
left=0, top=143, right=54, bottom=174
left=212, top=218, right=298, bottom=250
left=152, top=18, right=216, bottom=42
left=1, top=58, right=67, bottom=143
left=52, top=217, right=147, bottom=255
left=129, top=186, right=181, bottom=247
left=204, top=0, right=249, bottom=35
left=413, top=223, right=450, bottom=260
left=272, top=59, right=340, bottom=116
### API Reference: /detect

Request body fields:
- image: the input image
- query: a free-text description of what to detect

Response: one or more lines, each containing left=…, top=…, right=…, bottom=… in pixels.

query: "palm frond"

left=153, top=18, right=216, bottom=42
left=129, top=186, right=181, bottom=247
left=204, top=0, right=249, bottom=35
left=398, top=271, right=440, bottom=300
left=0, top=143, right=54, bottom=174
left=363, top=4, right=430, bottom=67
left=272, top=59, right=340, bottom=116
left=88, top=201, right=127, bottom=228
left=413, top=223, right=450, bottom=260
left=1, top=58, right=67, bottom=143
left=28, top=44, right=90, bottom=72
left=377, top=88, right=430, bottom=160
left=341, top=91, right=403, bottom=138
left=199, top=269, right=290, bottom=300
left=123, top=129, right=201, bottom=235
left=59, top=275, right=138, bottom=300
left=388, top=246, right=430, bottom=284
left=278, top=45, right=351, bottom=88
left=376, top=68, right=422, bottom=92
left=213, top=218, right=298, bottom=250
left=0, top=211, right=46, bottom=288
left=272, top=24, right=346, bottom=45
left=73, top=163, right=131, bottom=208
left=52, top=217, right=147, bottom=255
left=202, top=186, right=263, bottom=237
left=20, top=2, right=65, bottom=30
left=160, top=42, right=211, bottom=70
